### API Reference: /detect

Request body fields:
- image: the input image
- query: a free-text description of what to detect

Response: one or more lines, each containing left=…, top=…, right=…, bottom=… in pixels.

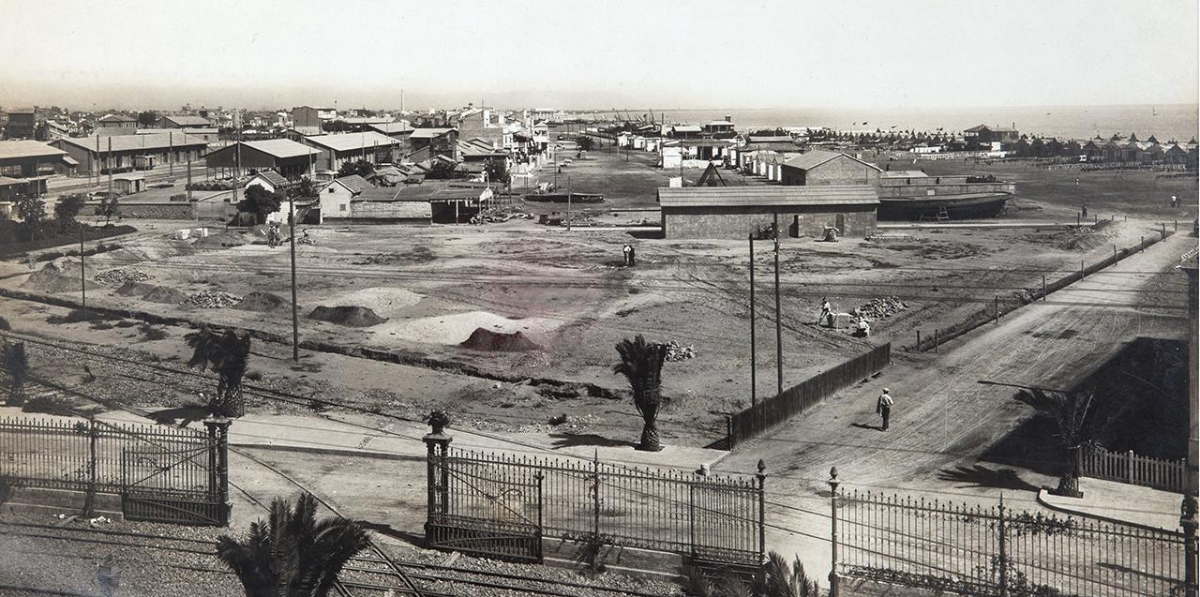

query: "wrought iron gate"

left=119, top=419, right=230, bottom=526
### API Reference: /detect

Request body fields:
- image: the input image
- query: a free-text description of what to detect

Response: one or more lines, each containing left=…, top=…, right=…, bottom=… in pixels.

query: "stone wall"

left=662, top=205, right=877, bottom=239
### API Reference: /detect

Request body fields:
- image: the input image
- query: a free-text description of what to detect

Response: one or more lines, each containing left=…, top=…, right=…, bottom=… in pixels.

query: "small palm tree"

left=1012, top=388, right=1094, bottom=498
left=1, top=342, right=29, bottom=406
left=759, top=552, right=821, bottom=597
left=185, top=328, right=251, bottom=418
left=613, top=335, right=668, bottom=451
left=216, top=493, right=369, bottom=597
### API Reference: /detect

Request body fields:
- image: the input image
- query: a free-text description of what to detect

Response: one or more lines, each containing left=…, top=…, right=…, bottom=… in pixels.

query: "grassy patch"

left=139, top=323, right=169, bottom=341
left=46, top=309, right=114, bottom=325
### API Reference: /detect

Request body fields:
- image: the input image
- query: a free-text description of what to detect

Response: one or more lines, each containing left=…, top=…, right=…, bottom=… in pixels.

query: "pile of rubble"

left=470, top=206, right=533, bottom=225
left=662, top=340, right=696, bottom=362
left=94, top=268, right=150, bottom=286
left=856, top=296, right=907, bottom=319
left=187, top=290, right=243, bottom=308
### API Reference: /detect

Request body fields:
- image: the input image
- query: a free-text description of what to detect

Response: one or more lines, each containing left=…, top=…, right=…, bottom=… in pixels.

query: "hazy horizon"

left=2, top=0, right=1196, bottom=113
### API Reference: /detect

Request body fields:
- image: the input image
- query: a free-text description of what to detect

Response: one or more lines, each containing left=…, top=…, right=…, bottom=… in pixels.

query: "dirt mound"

left=460, top=328, right=542, bottom=352
left=1057, top=219, right=1122, bottom=251
left=235, top=291, right=289, bottom=312
left=187, top=290, right=243, bottom=308
left=21, top=262, right=99, bottom=294
left=193, top=230, right=250, bottom=249
left=308, top=305, right=387, bottom=327
left=142, top=285, right=188, bottom=304
left=857, top=296, right=907, bottom=319
left=115, top=281, right=156, bottom=296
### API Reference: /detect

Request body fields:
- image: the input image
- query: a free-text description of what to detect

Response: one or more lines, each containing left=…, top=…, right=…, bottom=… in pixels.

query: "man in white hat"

left=876, top=388, right=894, bottom=431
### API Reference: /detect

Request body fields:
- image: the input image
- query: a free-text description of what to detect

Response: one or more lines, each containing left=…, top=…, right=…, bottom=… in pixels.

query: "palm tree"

left=685, top=551, right=820, bottom=597
left=1012, top=388, right=1094, bottom=498
left=216, top=493, right=369, bottom=597
left=1, top=342, right=29, bottom=406
left=613, top=335, right=668, bottom=452
left=185, top=328, right=251, bottom=418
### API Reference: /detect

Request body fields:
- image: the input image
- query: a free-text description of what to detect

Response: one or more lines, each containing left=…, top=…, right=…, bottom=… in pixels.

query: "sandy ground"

left=713, top=232, right=1193, bottom=584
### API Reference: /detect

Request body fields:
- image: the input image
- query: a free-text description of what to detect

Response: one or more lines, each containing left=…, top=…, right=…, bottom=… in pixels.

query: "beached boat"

left=877, top=192, right=1010, bottom=221
left=523, top=192, right=605, bottom=204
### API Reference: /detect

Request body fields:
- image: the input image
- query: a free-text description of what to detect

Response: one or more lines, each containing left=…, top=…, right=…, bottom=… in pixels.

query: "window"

left=339, top=204, right=347, bottom=212
left=328, top=187, right=335, bottom=193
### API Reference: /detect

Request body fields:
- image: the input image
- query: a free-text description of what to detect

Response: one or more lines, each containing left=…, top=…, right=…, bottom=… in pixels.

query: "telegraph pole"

left=773, top=213, right=783, bottom=396
left=289, top=199, right=299, bottom=362
left=79, top=223, right=86, bottom=314
left=749, top=235, right=757, bottom=406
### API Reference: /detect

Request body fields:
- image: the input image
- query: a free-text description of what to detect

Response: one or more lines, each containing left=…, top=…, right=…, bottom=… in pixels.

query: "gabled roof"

left=250, top=170, right=290, bottom=188
left=0, top=140, right=67, bottom=161
left=369, top=122, right=413, bottom=135
left=98, top=114, right=136, bottom=123
left=782, top=149, right=881, bottom=172
left=240, top=139, right=321, bottom=159
left=410, top=128, right=457, bottom=139
left=160, top=115, right=211, bottom=127
left=333, top=174, right=369, bottom=194
left=304, top=132, right=400, bottom=153
left=671, top=125, right=702, bottom=133
left=56, top=133, right=209, bottom=153
left=658, top=185, right=880, bottom=208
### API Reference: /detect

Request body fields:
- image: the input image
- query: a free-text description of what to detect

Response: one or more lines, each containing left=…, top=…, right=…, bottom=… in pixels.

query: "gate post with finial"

left=756, top=459, right=767, bottom=586
left=1181, top=494, right=1198, bottom=597
left=423, top=411, right=454, bottom=544
left=828, top=466, right=841, bottom=597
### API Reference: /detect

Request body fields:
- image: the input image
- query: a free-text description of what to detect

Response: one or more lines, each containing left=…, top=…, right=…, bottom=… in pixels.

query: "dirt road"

left=715, top=232, right=1194, bottom=577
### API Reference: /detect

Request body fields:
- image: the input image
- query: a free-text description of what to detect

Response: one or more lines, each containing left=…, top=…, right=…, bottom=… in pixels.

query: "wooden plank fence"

left=1081, top=444, right=1188, bottom=493
left=726, top=343, right=890, bottom=448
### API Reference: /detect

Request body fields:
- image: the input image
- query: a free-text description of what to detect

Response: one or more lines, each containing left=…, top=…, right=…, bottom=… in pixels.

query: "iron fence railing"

left=427, top=446, right=765, bottom=566
left=837, top=489, right=1192, bottom=597
left=1082, top=444, right=1188, bottom=493
left=0, top=416, right=210, bottom=494
left=726, top=343, right=891, bottom=448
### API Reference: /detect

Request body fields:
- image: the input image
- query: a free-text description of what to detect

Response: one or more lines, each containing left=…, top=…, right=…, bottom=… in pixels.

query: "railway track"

left=0, top=338, right=673, bottom=597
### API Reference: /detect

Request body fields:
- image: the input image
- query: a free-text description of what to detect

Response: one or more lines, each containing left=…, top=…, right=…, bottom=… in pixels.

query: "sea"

left=593, top=104, right=1199, bottom=143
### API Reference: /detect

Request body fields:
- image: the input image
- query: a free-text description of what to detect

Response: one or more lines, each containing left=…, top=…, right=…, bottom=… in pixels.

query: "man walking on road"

left=877, top=388, right=894, bottom=431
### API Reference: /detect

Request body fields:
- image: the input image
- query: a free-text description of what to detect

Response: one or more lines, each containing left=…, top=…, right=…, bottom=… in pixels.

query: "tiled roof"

left=333, top=174, right=369, bottom=194
left=98, top=114, right=136, bottom=123
left=658, top=185, right=879, bottom=208
left=160, top=115, right=211, bottom=127
left=410, top=128, right=456, bottom=139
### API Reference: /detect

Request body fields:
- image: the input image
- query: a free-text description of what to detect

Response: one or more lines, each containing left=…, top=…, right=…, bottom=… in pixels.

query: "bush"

left=21, top=394, right=78, bottom=417
left=0, top=316, right=10, bottom=331
left=139, top=324, right=168, bottom=341
left=245, top=370, right=263, bottom=381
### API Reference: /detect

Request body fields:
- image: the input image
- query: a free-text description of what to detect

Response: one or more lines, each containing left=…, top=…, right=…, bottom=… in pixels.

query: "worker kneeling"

left=853, top=314, right=871, bottom=338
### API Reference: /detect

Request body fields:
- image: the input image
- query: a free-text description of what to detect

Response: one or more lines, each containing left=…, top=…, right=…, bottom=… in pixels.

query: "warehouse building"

left=780, top=149, right=881, bottom=186
left=52, top=133, right=207, bottom=175
left=0, top=140, right=76, bottom=177
left=203, top=139, right=321, bottom=178
left=657, top=186, right=879, bottom=239
left=301, top=131, right=402, bottom=174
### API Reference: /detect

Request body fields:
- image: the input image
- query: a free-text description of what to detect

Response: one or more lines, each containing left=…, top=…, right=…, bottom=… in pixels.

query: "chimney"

left=725, top=115, right=732, bottom=123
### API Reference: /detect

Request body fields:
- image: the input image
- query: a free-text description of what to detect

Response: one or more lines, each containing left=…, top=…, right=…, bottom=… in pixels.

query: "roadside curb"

left=1035, top=488, right=1177, bottom=532
left=229, top=441, right=425, bottom=463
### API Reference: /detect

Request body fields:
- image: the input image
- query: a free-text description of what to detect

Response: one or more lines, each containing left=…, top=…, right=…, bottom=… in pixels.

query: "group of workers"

left=816, top=297, right=871, bottom=337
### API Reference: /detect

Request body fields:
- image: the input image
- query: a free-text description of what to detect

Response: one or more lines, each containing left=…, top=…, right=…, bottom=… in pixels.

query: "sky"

left=0, top=0, right=1196, bottom=112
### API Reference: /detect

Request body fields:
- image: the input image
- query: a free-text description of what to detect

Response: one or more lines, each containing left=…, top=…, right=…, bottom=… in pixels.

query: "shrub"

left=47, top=309, right=111, bottom=324
left=139, top=324, right=168, bottom=341
left=245, top=370, right=263, bottom=381
left=22, top=394, right=78, bottom=417
left=0, top=315, right=9, bottom=331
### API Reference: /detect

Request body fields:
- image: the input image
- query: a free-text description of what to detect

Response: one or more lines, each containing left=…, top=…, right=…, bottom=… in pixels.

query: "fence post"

left=1141, top=236, right=1145, bottom=252
left=422, top=419, right=454, bottom=543
left=934, top=329, right=939, bottom=353
left=916, top=330, right=921, bottom=351
left=535, top=470, right=545, bottom=562
left=1181, top=495, right=1198, bottom=597
left=994, top=296, right=999, bottom=323
left=1129, top=450, right=1136, bottom=484
left=998, top=495, right=1008, bottom=597
left=592, top=449, right=601, bottom=540
left=1081, top=260, right=1085, bottom=279
left=757, top=459, right=767, bottom=586
left=83, top=416, right=98, bottom=518
left=1042, top=275, right=1046, bottom=300
left=828, top=467, right=841, bottom=597
left=203, top=417, right=232, bottom=525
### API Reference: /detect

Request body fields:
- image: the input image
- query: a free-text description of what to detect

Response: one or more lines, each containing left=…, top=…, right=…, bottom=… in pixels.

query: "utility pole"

left=773, top=213, right=783, bottom=396
left=79, top=223, right=86, bottom=314
left=566, top=174, right=572, bottom=232
left=107, top=137, right=113, bottom=199
left=289, top=199, right=299, bottom=362
left=749, top=235, right=757, bottom=407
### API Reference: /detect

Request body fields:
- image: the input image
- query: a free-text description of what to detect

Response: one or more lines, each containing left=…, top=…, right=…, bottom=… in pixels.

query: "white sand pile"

left=372, top=311, right=563, bottom=345
left=326, top=287, right=423, bottom=317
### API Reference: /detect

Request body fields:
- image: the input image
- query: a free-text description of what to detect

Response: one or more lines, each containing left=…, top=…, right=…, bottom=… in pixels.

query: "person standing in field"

left=876, top=388, right=894, bottom=431
left=817, top=297, right=832, bottom=326
left=622, top=244, right=632, bottom=266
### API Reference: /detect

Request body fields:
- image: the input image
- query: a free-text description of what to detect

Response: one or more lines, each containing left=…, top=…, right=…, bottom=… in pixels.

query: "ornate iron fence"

left=835, top=489, right=1193, bottom=597
left=0, top=416, right=230, bottom=525
left=425, top=434, right=764, bottom=567
left=726, top=343, right=890, bottom=448
left=1081, top=444, right=1188, bottom=493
